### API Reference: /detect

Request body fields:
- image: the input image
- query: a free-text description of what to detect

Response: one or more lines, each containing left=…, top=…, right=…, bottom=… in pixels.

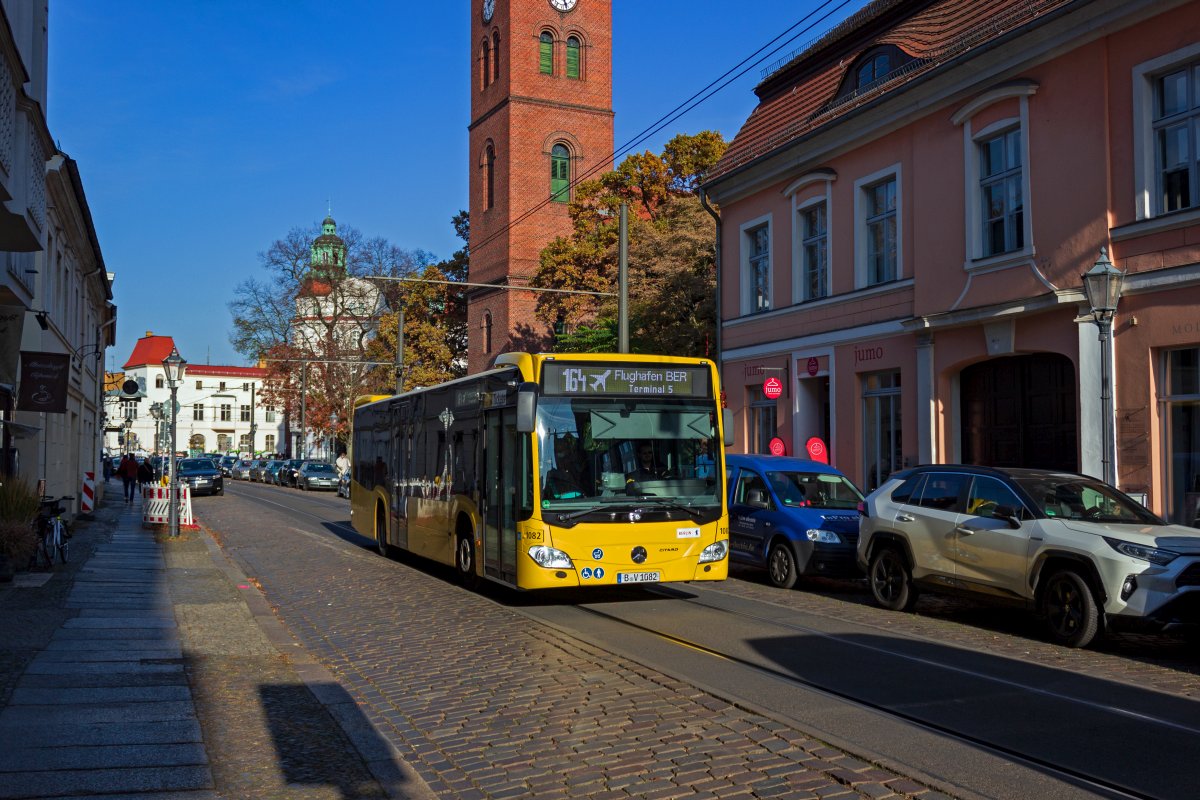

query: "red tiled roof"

left=709, top=0, right=1073, bottom=182
left=122, top=335, right=177, bottom=370
left=186, top=365, right=268, bottom=378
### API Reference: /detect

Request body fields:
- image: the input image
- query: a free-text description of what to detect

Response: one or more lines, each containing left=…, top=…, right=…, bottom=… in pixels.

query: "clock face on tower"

left=482, top=0, right=494, bottom=22
left=549, top=0, right=577, bottom=11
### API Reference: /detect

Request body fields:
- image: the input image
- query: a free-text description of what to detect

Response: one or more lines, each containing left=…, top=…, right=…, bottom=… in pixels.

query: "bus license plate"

left=616, top=571, right=660, bottom=584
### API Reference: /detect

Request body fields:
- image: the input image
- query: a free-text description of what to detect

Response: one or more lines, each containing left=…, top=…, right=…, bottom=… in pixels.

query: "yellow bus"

left=350, top=352, right=731, bottom=590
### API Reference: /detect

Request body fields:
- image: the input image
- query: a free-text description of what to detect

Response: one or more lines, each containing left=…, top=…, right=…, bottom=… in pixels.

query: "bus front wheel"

left=376, top=510, right=391, bottom=558
left=456, top=534, right=478, bottom=588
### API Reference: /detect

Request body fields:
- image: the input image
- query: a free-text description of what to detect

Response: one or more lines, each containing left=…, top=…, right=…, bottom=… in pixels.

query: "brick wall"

left=467, top=0, right=614, bottom=373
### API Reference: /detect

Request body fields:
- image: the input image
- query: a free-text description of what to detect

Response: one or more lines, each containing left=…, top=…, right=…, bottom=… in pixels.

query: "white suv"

left=857, top=465, right=1200, bottom=648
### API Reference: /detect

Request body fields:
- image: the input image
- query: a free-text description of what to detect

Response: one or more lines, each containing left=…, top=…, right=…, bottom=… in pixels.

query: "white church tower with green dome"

left=292, top=215, right=384, bottom=357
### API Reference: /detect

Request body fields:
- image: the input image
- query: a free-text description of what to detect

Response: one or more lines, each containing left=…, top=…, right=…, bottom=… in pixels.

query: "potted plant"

left=0, top=479, right=41, bottom=581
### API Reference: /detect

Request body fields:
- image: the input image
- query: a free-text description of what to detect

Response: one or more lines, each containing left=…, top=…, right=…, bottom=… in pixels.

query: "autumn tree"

left=533, top=131, right=726, bottom=356
left=229, top=220, right=435, bottom=454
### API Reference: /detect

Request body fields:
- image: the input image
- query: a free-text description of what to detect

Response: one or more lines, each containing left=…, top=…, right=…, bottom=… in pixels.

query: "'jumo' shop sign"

left=18, top=352, right=69, bottom=413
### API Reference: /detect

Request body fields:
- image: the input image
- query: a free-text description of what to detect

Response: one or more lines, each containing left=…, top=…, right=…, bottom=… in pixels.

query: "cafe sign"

left=18, top=352, right=70, bottom=413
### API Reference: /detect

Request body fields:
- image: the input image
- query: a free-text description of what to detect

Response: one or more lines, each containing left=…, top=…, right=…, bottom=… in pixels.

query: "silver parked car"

left=858, top=465, right=1200, bottom=648
left=296, top=461, right=338, bottom=491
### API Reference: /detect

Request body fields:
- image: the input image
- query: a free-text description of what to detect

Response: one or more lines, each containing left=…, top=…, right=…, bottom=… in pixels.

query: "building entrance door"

left=961, top=353, right=1077, bottom=471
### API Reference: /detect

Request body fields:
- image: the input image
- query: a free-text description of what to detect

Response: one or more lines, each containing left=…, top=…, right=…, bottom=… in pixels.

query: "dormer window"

left=832, top=45, right=913, bottom=104
left=857, top=52, right=891, bottom=91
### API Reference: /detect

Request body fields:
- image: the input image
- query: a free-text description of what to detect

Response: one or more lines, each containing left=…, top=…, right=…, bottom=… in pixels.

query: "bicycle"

left=31, top=495, right=73, bottom=569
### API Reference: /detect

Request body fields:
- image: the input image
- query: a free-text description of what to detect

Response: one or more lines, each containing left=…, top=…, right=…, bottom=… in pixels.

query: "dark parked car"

left=297, top=461, right=339, bottom=491
left=176, top=457, right=224, bottom=496
left=248, top=459, right=270, bottom=482
left=262, top=460, right=285, bottom=485
left=276, top=459, right=305, bottom=487
left=218, top=456, right=237, bottom=477
left=726, top=454, right=865, bottom=588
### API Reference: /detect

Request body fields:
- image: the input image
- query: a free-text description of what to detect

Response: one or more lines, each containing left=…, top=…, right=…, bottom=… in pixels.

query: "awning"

left=1, top=419, right=41, bottom=438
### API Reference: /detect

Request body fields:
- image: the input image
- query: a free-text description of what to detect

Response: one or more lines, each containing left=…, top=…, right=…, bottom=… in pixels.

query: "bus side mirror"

left=516, top=382, right=538, bottom=433
left=723, top=408, right=734, bottom=448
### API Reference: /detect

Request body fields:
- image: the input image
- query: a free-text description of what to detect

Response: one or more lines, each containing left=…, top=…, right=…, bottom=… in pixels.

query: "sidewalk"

left=0, top=497, right=433, bottom=800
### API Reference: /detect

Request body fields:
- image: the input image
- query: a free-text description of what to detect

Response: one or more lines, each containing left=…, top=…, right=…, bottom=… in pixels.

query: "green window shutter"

left=566, top=38, right=580, bottom=79
left=539, top=33, right=553, bottom=74
left=551, top=145, right=570, bottom=203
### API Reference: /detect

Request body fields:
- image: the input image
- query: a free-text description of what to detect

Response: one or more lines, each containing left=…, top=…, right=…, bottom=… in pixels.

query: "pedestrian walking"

left=102, top=454, right=113, bottom=483
left=117, top=455, right=139, bottom=503
left=335, top=451, right=350, bottom=479
left=136, top=458, right=153, bottom=487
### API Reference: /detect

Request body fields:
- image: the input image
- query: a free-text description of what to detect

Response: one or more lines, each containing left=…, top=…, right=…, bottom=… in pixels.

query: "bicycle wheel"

left=55, top=522, right=68, bottom=564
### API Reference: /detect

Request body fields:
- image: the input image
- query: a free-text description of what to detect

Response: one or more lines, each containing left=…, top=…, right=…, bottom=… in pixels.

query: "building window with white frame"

left=193, top=403, right=204, bottom=421
left=1155, top=61, right=1199, bottom=214
left=220, top=404, right=232, bottom=422
left=800, top=202, right=828, bottom=301
left=239, top=434, right=250, bottom=450
left=980, top=129, right=1024, bottom=256
left=240, top=405, right=251, bottom=422
left=864, top=178, right=897, bottom=285
left=744, top=222, right=771, bottom=314
left=265, top=434, right=276, bottom=453
left=265, top=408, right=276, bottom=423
left=122, top=400, right=137, bottom=420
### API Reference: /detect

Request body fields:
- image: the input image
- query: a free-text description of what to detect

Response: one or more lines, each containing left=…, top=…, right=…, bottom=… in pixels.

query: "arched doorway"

left=961, top=354, right=1077, bottom=471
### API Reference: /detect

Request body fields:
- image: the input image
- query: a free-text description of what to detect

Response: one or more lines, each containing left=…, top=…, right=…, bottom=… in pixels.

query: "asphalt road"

left=200, top=479, right=1200, bottom=799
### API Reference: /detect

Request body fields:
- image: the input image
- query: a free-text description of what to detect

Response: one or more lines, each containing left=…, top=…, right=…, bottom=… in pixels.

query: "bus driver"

left=543, top=435, right=591, bottom=499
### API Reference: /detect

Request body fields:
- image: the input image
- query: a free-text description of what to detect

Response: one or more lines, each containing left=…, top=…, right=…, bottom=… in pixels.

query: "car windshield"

left=179, top=459, right=213, bottom=471
left=305, top=463, right=335, bottom=474
left=765, top=470, right=863, bottom=510
left=1012, top=474, right=1163, bottom=524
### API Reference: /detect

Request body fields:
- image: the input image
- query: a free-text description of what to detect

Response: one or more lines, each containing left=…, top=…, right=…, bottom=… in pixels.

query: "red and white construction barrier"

left=81, top=471, right=95, bottom=513
left=141, top=484, right=195, bottom=529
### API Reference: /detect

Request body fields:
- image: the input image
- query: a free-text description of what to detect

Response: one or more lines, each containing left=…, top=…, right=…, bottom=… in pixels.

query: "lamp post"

left=1082, top=247, right=1125, bottom=487
left=162, top=347, right=188, bottom=538
left=149, top=403, right=164, bottom=463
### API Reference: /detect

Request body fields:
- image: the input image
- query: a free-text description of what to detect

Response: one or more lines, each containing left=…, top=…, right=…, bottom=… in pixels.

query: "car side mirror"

left=993, top=504, right=1023, bottom=529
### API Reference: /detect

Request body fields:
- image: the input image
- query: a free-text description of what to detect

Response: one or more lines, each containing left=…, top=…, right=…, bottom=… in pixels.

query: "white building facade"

left=110, top=333, right=284, bottom=458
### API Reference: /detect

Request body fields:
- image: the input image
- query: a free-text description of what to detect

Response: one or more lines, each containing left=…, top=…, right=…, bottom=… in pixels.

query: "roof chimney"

left=145, top=331, right=153, bottom=337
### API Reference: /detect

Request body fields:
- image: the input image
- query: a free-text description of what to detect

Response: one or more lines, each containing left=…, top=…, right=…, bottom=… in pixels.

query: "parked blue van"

left=726, top=454, right=865, bottom=588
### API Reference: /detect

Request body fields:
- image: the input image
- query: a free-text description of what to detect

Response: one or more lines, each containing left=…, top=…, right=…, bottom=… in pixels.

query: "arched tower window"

left=566, top=36, right=581, bottom=79
left=551, top=144, right=570, bottom=203
left=481, top=39, right=491, bottom=88
left=539, top=31, right=554, bottom=75
left=492, top=30, right=501, bottom=81
left=483, top=312, right=493, bottom=354
left=485, top=144, right=496, bottom=210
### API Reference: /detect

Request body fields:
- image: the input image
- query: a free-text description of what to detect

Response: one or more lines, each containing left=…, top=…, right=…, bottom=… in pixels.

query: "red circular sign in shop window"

left=768, top=437, right=788, bottom=456
left=762, top=376, right=783, bottom=400
left=806, top=437, right=828, bottom=464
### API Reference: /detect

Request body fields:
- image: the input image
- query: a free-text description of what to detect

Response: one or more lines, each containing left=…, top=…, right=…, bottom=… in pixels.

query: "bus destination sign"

left=542, top=363, right=710, bottom=398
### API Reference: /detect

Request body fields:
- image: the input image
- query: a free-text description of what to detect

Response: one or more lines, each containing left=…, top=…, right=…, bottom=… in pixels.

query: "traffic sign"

left=806, top=437, right=828, bottom=464
left=768, top=437, right=787, bottom=456
left=762, top=376, right=783, bottom=400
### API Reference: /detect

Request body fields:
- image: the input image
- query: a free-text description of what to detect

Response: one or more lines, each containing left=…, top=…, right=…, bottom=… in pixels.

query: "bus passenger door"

left=390, top=406, right=409, bottom=549
left=484, top=408, right=519, bottom=583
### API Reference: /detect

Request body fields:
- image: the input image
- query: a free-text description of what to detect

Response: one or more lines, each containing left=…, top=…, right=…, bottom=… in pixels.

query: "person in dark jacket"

left=117, top=455, right=139, bottom=502
left=136, top=458, right=154, bottom=487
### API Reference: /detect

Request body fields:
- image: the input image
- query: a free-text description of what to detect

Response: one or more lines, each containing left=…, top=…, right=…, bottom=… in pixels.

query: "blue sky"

left=48, top=1, right=869, bottom=369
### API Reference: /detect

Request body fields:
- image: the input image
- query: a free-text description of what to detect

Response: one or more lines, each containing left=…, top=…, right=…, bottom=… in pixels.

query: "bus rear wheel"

left=375, top=511, right=390, bottom=558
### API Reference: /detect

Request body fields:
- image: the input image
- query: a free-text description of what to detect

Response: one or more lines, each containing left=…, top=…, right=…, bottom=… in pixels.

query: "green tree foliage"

left=533, top=131, right=726, bottom=358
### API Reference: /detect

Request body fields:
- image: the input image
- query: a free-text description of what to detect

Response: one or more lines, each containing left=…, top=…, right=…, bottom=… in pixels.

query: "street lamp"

left=162, top=347, right=188, bottom=538
left=1082, top=247, right=1125, bottom=486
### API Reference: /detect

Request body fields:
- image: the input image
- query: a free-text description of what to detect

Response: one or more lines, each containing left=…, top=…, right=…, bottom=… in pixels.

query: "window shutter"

left=539, top=34, right=553, bottom=74
left=566, top=38, right=580, bottom=78
left=551, top=147, right=569, bottom=202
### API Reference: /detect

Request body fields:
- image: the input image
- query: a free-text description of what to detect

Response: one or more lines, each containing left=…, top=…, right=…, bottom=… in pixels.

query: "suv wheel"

left=1042, top=569, right=1100, bottom=648
left=869, top=546, right=919, bottom=612
left=767, top=541, right=799, bottom=589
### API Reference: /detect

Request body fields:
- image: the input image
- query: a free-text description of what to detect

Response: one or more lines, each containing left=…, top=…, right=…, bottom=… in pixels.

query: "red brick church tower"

left=467, top=0, right=614, bottom=373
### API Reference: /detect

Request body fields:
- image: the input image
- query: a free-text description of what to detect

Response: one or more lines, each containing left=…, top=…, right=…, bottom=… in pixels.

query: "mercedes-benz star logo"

left=631, top=546, right=647, bottom=564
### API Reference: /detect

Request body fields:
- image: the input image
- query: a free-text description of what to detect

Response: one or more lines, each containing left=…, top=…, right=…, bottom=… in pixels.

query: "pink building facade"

left=703, top=0, right=1200, bottom=524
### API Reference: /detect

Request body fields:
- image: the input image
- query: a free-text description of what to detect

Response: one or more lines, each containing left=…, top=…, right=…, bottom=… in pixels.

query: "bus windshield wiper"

left=628, top=496, right=711, bottom=521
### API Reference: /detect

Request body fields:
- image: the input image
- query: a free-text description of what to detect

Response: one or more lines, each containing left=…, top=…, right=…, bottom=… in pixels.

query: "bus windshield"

left=536, top=396, right=721, bottom=509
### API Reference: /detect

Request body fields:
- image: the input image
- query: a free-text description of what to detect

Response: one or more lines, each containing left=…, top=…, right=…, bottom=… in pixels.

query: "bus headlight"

left=528, top=545, right=573, bottom=569
left=699, top=540, right=728, bottom=563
